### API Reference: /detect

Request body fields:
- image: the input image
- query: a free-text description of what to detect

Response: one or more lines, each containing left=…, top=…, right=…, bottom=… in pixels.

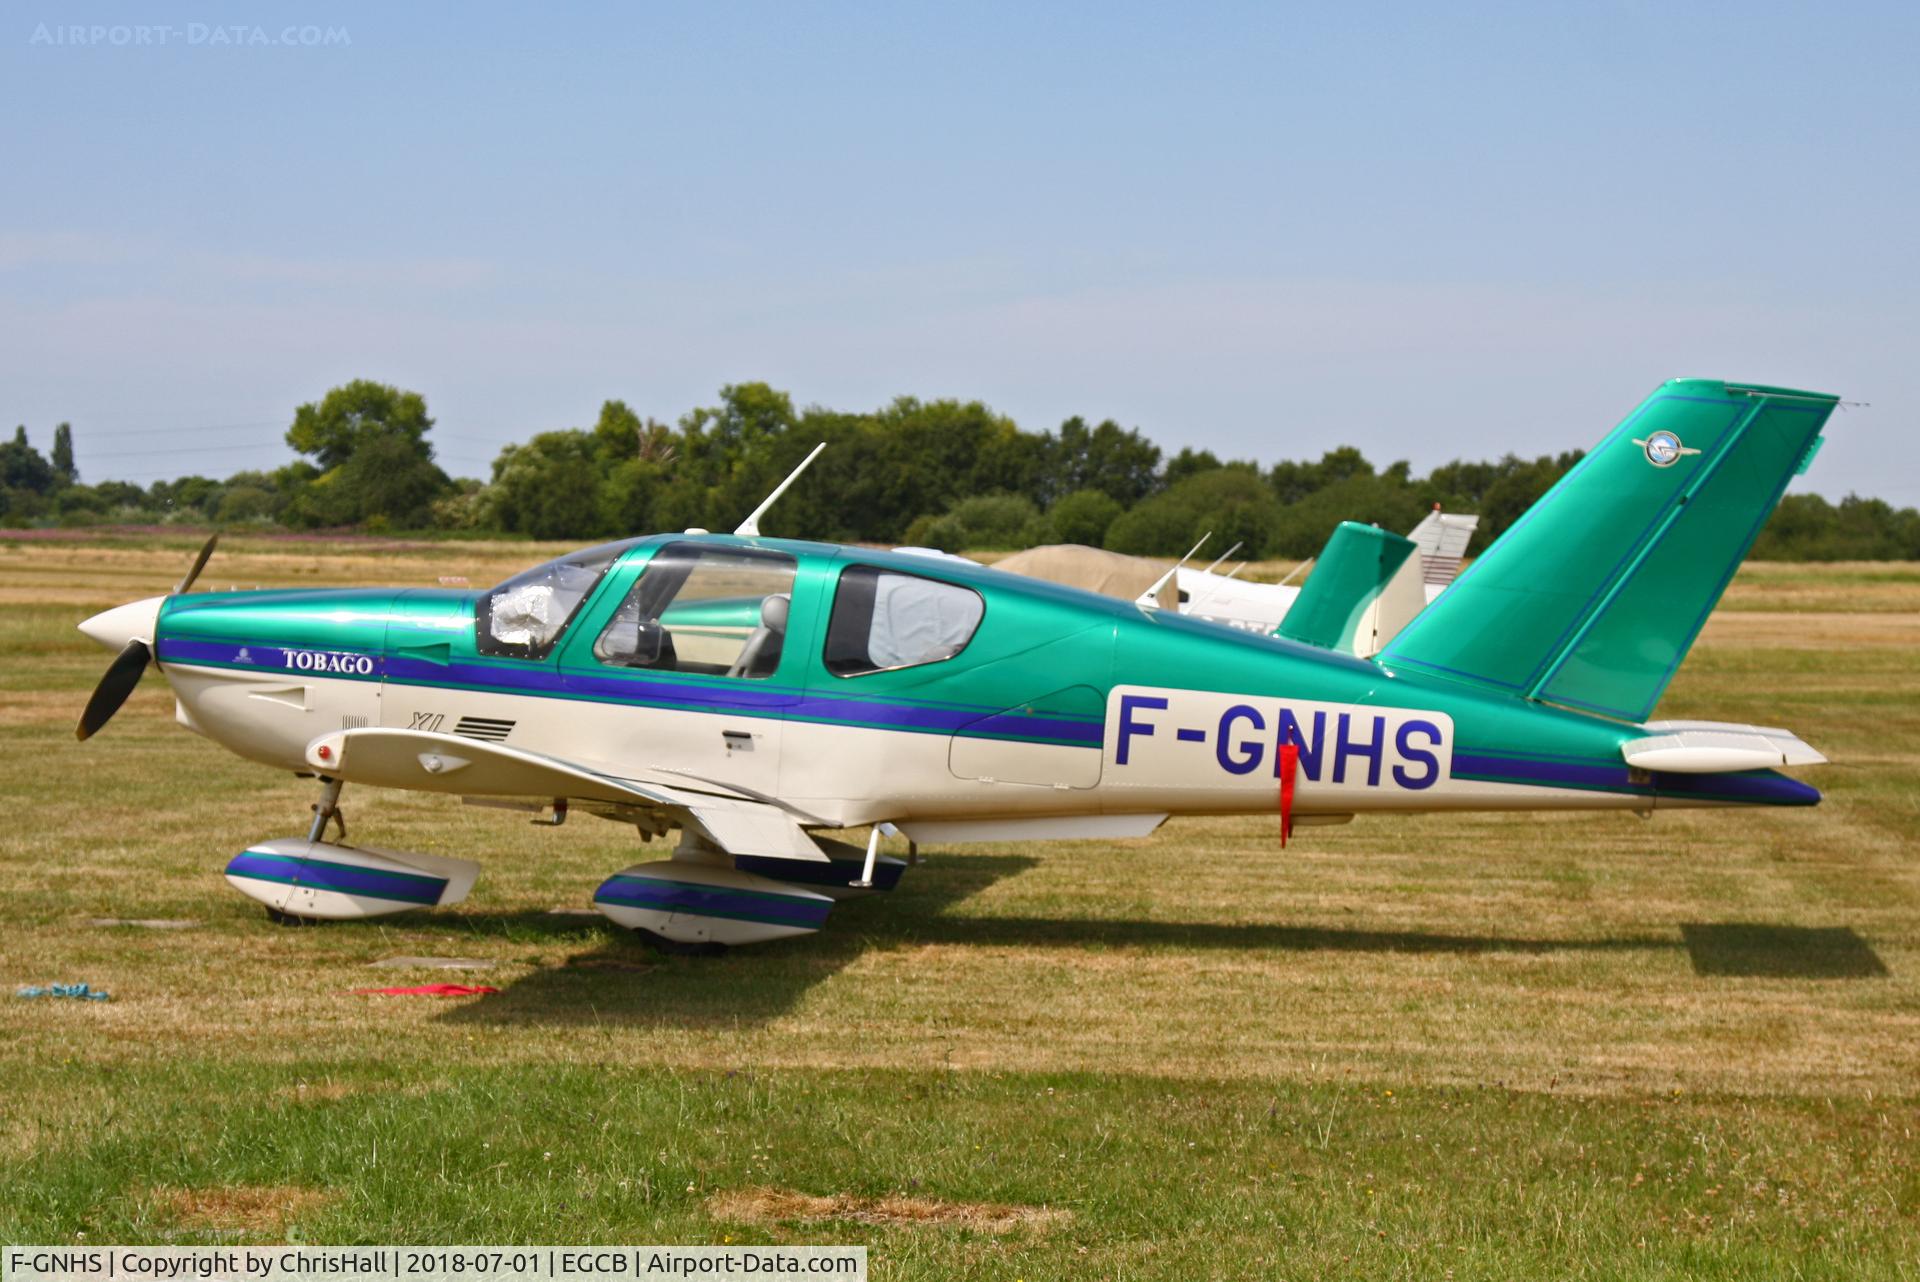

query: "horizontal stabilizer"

left=1621, top=720, right=1826, bottom=773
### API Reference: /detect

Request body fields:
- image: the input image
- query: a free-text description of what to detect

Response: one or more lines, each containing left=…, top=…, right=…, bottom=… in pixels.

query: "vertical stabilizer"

left=1378, top=379, right=1838, bottom=721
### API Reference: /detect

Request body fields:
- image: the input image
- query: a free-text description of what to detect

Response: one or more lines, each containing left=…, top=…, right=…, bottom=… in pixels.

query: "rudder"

left=1378, top=379, right=1837, bottom=721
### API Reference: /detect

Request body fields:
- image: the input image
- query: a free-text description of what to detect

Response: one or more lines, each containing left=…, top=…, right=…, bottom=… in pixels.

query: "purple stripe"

left=593, top=876, right=832, bottom=928
left=1455, top=752, right=1634, bottom=789
left=225, top=852, right=446, bottom=904
left=1455, top=752, right=1819, bottom=806
left=160, top=637, right=1104, bottom=747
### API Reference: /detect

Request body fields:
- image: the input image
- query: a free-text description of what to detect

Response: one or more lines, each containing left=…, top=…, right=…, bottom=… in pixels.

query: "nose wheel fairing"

left=224, top=838, right=480, bottom=921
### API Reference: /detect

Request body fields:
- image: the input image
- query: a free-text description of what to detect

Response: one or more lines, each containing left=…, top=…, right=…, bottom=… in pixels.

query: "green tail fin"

left=1378, top=379, right=1838, bottom=721
left=1277, top=521, right=1416, bottom=654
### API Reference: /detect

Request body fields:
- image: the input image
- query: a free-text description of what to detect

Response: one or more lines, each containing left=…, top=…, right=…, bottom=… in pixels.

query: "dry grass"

left=707, top=1187, right=1070, bottom=1234
left=153, top=1185, right=334, bottom=1233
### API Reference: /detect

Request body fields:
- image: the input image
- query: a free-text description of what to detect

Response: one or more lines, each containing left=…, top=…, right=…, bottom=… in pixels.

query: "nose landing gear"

left=224, top=778, right=481, bottom=923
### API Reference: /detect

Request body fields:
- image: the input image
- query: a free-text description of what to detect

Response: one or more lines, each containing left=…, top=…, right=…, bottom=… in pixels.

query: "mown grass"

left=2, top=535, right=1917, bottom=1277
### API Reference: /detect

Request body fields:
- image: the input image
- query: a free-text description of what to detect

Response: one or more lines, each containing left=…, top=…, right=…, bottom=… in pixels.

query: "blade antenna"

left=734, top=442, right=826, bottom=538
left=1201, top=541, right=1243, bottom=574
left=1135, top=532, right=1211, bottom=611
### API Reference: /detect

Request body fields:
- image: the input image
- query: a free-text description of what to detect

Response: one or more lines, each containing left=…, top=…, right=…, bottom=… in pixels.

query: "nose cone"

left=79, top=596, right=165, bottom=651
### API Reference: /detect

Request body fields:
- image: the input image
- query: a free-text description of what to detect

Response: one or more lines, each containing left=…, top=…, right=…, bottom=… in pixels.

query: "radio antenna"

left=734, top=442, right=826, bottom=537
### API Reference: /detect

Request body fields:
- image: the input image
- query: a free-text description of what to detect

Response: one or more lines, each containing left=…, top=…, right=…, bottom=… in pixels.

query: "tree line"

left=4, top=378, right=1916, bottom=561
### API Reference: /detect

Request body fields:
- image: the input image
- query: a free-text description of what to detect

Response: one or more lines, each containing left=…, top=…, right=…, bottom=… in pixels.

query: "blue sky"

left=3, top=1, right=1914, bottom=500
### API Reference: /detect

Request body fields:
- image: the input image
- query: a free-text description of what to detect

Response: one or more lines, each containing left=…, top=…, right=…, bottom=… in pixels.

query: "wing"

left=302, top=727, right=827, bottom=862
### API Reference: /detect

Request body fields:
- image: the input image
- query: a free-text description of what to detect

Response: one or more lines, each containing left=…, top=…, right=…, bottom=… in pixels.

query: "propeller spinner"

left=74, top=534, right=218, bottom=741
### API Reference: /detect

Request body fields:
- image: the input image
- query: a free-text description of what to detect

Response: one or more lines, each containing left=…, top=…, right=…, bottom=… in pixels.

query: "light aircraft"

left=1149, top=506, right=1480, bottom=653
left=74, top=379, right=1835, bottom=949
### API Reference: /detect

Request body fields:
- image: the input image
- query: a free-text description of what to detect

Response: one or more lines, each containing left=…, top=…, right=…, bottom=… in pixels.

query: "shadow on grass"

left=1680, top=923, right=1889, bottom=978
left=437, top=859, right=1890, bottom=1029
left=438, top=853, right=1041, bottom=1030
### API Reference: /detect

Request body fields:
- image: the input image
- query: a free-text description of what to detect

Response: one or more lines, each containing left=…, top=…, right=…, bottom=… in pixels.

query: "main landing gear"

left=591, top=828, right=908, bottom=951
left=219, top=780, right=909, bottom=949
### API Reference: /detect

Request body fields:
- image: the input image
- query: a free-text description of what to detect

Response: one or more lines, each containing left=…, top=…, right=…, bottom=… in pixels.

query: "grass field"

left=3, top=533, right=1918, bottom=1279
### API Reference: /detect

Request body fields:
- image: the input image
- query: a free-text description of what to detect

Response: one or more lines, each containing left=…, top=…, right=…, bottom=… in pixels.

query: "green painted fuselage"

left=152, top=535, right=1813, bottom=821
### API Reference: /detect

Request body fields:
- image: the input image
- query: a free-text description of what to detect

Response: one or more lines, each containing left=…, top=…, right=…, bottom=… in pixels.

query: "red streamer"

left=1278, top=741, right=1298, bottom=848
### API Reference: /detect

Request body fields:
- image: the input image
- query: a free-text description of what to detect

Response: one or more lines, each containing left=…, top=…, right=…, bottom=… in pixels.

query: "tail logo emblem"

left=1635, top=430, right=1700, bottom=467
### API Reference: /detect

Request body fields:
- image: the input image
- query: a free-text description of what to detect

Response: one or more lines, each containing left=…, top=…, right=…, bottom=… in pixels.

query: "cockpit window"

left=593, top=542, right=798, bottom=679
left=824, top=565, right=984, bottom=676
left=476, top=539, right=633, bottom=659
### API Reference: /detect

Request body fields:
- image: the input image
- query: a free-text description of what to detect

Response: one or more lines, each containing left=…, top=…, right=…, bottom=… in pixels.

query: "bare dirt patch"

left=707, top=1186, right=1070, bottom=1234
left=155, top=1184, right=333, bottom=1232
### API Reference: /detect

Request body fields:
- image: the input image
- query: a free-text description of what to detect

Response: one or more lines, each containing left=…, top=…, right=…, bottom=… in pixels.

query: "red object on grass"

left=352, top=984, right=499, bottom=997
left=1278, top=742, right=1298, bottom=848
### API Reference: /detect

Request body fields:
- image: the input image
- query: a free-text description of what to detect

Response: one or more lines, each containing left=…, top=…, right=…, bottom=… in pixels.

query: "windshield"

left=475, top=538, right=638, bottom=659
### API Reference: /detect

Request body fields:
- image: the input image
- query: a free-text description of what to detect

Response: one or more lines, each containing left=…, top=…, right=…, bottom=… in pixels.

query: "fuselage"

left=144, top=533, right=1816, bottom=828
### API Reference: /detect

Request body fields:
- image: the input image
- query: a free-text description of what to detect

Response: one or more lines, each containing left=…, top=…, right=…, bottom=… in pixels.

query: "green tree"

left=1040, top=417, right=1161, bottom=506
left=1270, top=473, right=1430, bottom=558
left=1107, top=468, right=1281, bottom=557
left=1163, top=447, right=1224, bottom=488
left=590, top=399, right=678, bottom=535
left=2, top=427, right=55, bottom=494
left=1047, top=488, right=1123, bottom=546
left=287, top=380, right=435, bottom=470
left=488, top=431, right=607, bottom=539
left=51, top=423, right=76, bottom=486
left=283, top=381, right=449, bottom=526
left=917, top=494, right=1044, bottom=551
left=147, top=475, right=225, bottom=520
left=1269, top=446, right=1375, bottom=505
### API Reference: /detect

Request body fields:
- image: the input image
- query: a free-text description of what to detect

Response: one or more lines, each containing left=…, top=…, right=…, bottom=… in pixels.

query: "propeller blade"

left=75, top=639, right=152, bottom=741
left=173, top=533, right=219, bottom=595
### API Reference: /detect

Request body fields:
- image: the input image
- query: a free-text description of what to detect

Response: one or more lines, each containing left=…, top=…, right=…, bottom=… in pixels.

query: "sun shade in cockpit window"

left=824, top=565, right=984, bottom=676
left=475, top=539, right=633, bottom=659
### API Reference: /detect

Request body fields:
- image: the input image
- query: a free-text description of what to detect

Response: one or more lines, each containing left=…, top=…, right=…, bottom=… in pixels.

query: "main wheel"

left=264, top=906, right=326, bottom=927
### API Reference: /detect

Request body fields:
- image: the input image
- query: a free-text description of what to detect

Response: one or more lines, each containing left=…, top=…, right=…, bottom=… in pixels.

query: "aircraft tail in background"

left=1275, top=520, right=1421, bottom=658
left=1406, top=506, right=1479, bottom=602
left=1378, top=379, right=1838, bottom=722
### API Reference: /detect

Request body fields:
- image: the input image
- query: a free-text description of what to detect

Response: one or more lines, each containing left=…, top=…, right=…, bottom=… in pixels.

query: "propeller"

left=74, top=534, right=218, bottom=741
